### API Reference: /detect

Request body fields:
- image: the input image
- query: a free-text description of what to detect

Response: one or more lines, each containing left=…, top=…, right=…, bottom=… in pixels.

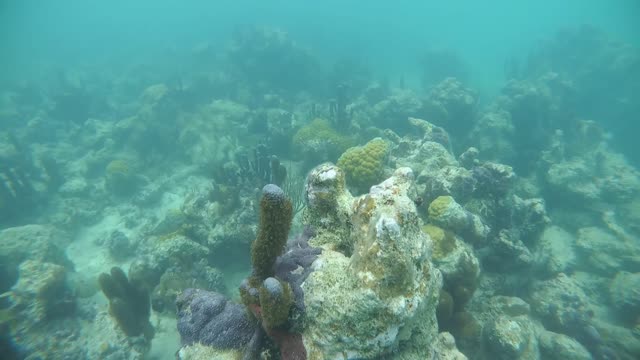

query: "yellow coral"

left=140, top=83, right=169, bottom=104
left=337, top=138, right=389, bottom=194
left=106, top=159, right=129, bottom=175
left=428, top=196, right=454, bottom=219
left=423, top=224, right=457, bottom=260
left=292, top=118, right=354, bottom=161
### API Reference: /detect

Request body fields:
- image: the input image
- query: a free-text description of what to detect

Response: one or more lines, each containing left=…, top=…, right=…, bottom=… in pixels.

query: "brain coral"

left=337, top=137, right=389, bottom=194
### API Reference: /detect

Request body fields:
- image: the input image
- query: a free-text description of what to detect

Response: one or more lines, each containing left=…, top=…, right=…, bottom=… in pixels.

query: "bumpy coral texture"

left=292, top=118, right=354, bottom=163
left=337, top=137, right=389, bottom=194
left=176, top=288, right=256, bottom=349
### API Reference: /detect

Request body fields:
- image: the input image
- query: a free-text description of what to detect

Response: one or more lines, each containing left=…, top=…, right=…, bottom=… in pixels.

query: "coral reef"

left=1, top=20, right=639, bottom=360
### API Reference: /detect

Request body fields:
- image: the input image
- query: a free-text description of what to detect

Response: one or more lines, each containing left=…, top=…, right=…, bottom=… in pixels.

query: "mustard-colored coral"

left=423, top=224, right=456, bottom=260
left=428, top=196, right=454, bottom=219
left=293, top=118, right=354, bottom=162
left=106, top=159, right=129, bottom=175
left=337, top=138, right=389, bottom=194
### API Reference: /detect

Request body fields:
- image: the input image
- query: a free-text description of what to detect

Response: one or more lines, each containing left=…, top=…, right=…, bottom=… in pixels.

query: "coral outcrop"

left=428, top=195, right=490, bottom=244
left=302, top=165, right=453, bottom=359
left=175, top=168, right=463, bottom=360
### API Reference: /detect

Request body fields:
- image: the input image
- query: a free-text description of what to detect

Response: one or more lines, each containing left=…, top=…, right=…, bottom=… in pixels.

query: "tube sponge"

left=98, top=266, right=154, bottom=339
left=251, top=184, right=293, bottom=283
left=259, top=277, right=294, bottom=329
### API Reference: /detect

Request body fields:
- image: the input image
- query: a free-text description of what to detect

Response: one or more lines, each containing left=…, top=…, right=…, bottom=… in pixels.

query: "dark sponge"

left=251, top=184, right=293, bottom=282
left=274, top=227, right=322, bottom=316
left=98, top=266, right=153, bottom=338
left=176, top=288, right=257, bottom=349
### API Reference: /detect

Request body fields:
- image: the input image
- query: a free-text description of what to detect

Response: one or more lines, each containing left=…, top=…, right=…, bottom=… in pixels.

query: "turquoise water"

left=1, top=1, right=639, bottom=359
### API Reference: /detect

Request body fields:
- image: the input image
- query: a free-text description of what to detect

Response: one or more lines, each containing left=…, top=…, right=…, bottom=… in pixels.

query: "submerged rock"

left=538, top=330, right=593, bottom=360
left=483, top=315, right=539, bottom=360
left=609, top=271, right=640, bottom=323
left=575, top=227, right=640, bottom=276
left=534, top=226, right=577, bottom=276
left=302, top=165, right=451, bottom=359
left=529, top=273, right=594, bottom=334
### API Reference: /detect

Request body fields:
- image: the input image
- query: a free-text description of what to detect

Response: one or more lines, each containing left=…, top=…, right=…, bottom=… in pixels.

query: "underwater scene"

left=1, top=1, right=640, bottom=359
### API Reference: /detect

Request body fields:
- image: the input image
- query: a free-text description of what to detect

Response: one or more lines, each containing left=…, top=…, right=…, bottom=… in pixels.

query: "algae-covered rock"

left=529, top=273, right=594, bottom=333
left=484, top=315, right=539, bottom=360
left=177, top=343, right=241, bottom=360
left=9, top=260, right=72, bottom=326
left=303, top=163, right=353, bottom=251
left=538, top=330, right=593, bottom=360
left=421, top=78, right=477, bottom=137
left=575, top=226, right=640, bottom=276
left=428, top=195, right=490, bottom=244
left=609, top=271, right=640, bottom=322
left=534, top=226, right=577, bottom=276
left=105, top=159, right=146, bottom=196
left=432, top=332, right=469, bottom=360
left=302, top=166, right=445, bottom=359
left=425, top=224, right=480, bottom=309
left=0, top=224, right=72, bottom=294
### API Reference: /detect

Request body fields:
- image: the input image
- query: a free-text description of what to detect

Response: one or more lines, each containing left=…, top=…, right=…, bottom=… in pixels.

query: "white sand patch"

left=148, top=314, right=181, bottom=360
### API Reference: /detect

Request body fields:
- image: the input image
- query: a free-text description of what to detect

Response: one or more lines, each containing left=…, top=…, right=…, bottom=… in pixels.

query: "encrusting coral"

left=292, top=118, right=354, bottom=165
